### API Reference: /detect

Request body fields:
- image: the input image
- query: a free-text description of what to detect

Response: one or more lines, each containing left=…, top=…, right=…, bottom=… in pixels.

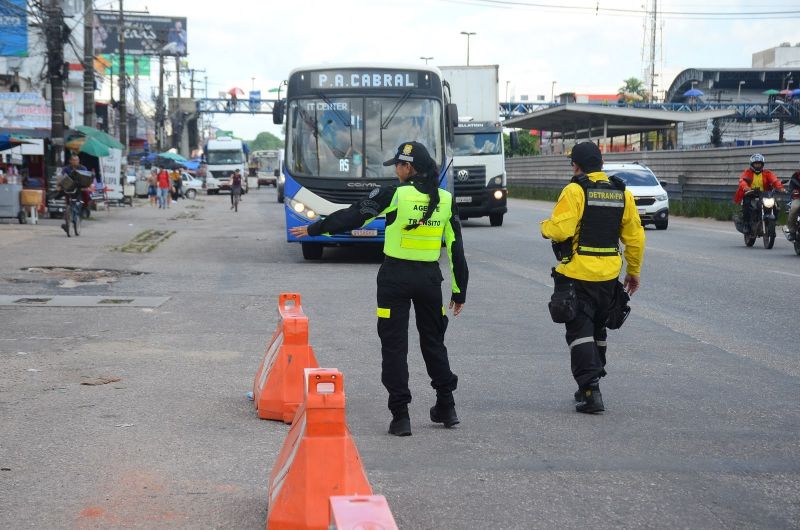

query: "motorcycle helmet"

left=750, top=153, right=765, bottom=172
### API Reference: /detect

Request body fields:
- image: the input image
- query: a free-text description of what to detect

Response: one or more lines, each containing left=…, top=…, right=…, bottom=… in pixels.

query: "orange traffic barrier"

left=253, top=293, right=319, bottom=423
left=267, top=368, right=373, bottom=530
left=329, top=495, right=399, bottom=530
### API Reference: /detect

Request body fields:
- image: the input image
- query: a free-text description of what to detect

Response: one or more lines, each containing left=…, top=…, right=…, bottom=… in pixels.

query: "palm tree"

left=618, top=77, right=646, bottom=98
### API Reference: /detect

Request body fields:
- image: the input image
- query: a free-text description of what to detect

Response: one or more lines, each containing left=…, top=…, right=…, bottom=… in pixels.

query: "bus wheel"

left=489, top=213, right=504, bottom=227
left=301, top=243, right=323, bottom=260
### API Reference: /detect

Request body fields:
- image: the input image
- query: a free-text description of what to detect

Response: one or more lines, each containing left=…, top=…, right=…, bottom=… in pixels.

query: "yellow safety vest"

left=751, top=172, right=764, bottom=191
left=383, top=185, right=453, bottom=262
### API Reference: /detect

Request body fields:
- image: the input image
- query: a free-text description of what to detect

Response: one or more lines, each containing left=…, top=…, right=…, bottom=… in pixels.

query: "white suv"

left=603, top=162, right=669, bottom=230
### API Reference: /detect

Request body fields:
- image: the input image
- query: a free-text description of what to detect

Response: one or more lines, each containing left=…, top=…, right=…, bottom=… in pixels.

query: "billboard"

left=101, top=55, right=152, bottom=77
left=94, top=13, right=187, bottom=57
left=0, top=0, right=28, bottom=57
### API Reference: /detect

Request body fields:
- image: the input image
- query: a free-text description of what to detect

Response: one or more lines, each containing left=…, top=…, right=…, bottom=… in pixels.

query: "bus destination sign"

left=311, top=70, right=419, bottom=89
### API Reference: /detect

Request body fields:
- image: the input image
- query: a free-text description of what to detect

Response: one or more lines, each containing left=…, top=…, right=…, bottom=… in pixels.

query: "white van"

left=603, top=162, right=669, bottom=230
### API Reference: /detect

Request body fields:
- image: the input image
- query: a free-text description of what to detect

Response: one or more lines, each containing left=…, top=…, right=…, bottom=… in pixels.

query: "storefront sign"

left=0, top=92, right=50, bottom=130
left=0, top=0, right=27, bottom=57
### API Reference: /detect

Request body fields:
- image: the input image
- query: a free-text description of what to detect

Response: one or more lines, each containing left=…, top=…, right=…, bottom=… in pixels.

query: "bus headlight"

left=289, top=198, right=318, bottom=220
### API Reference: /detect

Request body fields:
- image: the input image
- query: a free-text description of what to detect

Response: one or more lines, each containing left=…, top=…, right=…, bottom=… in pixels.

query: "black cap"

left=383, top=141, right=434, bottom=172
left=570, top=142, right=603, bottom=172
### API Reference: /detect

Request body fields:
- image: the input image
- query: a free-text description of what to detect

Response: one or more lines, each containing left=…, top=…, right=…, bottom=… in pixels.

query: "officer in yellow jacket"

left=541, top=142, right=645, bottom=414
left=290, top=141, right=469, bottom=436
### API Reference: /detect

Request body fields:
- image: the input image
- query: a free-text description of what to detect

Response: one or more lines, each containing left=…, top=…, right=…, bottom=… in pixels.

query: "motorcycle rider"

left=733, top=154, right=785, bottom=226
left=787, top=163, right=800, bottom=241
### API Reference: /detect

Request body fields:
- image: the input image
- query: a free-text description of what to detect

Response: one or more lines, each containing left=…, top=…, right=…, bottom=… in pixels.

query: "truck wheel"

left=489, top=213, right=504, bottom=227
left=301, top=243, right=323, bottom=260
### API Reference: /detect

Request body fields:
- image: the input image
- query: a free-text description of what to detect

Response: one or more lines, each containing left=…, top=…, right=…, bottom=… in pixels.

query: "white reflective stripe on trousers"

left=569, top=336, right=595, bottom=350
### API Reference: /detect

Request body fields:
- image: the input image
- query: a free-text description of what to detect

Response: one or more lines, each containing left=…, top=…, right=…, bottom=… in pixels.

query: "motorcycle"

left=734, top=189, right=779, bottom=249
left=782, top=200, right=800, bottom=256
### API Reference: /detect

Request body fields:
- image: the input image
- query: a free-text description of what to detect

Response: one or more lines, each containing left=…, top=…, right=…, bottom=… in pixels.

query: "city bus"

left=273, top=63, right=458, bottom=260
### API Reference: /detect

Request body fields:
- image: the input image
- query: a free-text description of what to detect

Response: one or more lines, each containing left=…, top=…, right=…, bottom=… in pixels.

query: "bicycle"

left=62, top=192, right=83, bottom=237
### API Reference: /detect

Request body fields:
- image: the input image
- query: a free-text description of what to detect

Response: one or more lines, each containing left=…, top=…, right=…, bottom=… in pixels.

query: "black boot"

left=574, top=389, right=582, bottom=402
left=575, top=382, right=604, bottom=414
left=430, top=400, right=460, bottom=428
left=388, top=409, right=411, bottom=437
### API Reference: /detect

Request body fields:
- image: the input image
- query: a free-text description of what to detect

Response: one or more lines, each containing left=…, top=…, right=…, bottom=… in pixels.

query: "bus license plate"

left=456, top=196, right=472, bottom=203
left=351, top=229, right=378, bottom=237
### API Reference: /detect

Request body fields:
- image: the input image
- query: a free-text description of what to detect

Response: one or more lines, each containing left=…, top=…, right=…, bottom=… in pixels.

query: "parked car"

left=180, top=172, right=203, bottom=199
left=603, top=162, right=669, bottom=230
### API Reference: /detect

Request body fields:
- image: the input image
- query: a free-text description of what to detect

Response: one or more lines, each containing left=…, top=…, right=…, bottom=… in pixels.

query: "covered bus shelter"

left=502, top=103, right=736, bottom=152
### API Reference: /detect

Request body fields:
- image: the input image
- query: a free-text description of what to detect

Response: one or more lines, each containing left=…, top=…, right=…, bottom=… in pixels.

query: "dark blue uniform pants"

left=376, top=258, right=458, bottom=413
left=565, top=278, right=616, bottom=388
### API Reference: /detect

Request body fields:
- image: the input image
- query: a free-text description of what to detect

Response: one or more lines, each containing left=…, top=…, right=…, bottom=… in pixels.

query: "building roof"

left=665, top=67, right=800, bottom=103
left=502, top=103, right=736, bottom=139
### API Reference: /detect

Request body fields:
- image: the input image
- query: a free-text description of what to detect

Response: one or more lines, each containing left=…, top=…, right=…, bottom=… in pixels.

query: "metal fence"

left=505, top=143, right=799, bottom=201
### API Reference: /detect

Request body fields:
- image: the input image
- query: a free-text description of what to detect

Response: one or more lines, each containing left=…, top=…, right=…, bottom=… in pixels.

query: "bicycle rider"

left=57, top=154, right=90, bottom=235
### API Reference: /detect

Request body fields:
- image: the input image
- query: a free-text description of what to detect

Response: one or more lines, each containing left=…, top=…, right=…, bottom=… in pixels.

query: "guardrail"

left=506, top=143, right=800, bottom=202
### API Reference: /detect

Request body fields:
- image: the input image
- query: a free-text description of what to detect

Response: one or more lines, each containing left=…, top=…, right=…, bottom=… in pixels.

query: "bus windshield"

left=287, top=97, right=442, bottom=179
left=207, top=150, right=243, bottom=165
left=453, top=132, right=502, bottom=156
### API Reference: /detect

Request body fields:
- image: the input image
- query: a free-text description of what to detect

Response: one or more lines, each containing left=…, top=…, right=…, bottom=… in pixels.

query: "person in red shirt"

left=786, top=164, right=800, bottom=241
left=156, top=167, right=171, bottom=209
left=733, top=154, right=785, bottom=225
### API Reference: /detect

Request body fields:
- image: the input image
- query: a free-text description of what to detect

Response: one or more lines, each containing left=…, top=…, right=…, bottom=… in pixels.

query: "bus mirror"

left=273, top=100, right=285, bottom=125
left=446, top=103, right=459, bottom=128
left=510, top=131, right=520, bottom=150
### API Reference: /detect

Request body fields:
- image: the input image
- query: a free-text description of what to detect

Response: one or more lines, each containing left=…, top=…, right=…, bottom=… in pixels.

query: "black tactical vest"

left=573, top=174, right=626, bottom=257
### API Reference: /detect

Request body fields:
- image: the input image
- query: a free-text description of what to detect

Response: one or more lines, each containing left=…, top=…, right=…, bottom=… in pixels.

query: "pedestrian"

left=157, top=167, right=171, bottom=208
left=230, top=168, right=242, bottom=211
left=540, top=142, right=645, bottom=414
left=170, top=169, right=181, bottom=203
left=290, top=141, right=468, bottom=436
left=147, top=169, right=158, bottom=207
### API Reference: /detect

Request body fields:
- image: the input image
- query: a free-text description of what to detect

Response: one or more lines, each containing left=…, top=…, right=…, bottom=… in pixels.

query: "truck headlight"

left=493, top=190, right=504, bottom=200
left=656, top=193, right=668, bottom=201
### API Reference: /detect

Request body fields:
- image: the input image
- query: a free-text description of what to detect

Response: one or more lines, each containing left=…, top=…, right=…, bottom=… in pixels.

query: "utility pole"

left=174, top=56, right=181, bottom=151
left=133, top=57, right=139, bottom=122
left=189, top=68, right=206, bottom=99
left=118, top=0, right=127, bottom=156
left=46, top=0, right=65, bottom=169
left=648, top=0, right=657, bottom=102
left=83, top=0, right=94, bottom=127
left=157, top=53, right=165, bottom=151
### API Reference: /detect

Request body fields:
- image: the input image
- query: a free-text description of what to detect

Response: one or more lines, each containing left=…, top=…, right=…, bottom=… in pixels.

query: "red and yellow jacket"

left=734, top=168, right=784, bottom=204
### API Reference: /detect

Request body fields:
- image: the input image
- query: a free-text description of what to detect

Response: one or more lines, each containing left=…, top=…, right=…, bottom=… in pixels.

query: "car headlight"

left=762, top=197, right=775, bottom=208
left=656, top=193, right=668, bottom=201
left=288, top=198, right=317, bottom=220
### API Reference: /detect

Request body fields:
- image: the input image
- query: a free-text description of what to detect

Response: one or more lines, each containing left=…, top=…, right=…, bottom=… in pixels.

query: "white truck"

left=204, top=136, right=248, bottom=195
left=440, top=65, right=507, bottom=226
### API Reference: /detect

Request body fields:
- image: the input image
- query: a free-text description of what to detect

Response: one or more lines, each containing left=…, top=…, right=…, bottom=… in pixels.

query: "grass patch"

left=509, top=186, right=788, bottom=223
left=116, top=229, right=175, bottom=253
left=508, top=186, right=561, bottom=202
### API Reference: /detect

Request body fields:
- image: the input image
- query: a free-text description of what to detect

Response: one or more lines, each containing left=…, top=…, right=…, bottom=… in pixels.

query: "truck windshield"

left=207, top=150, right=243, bottom=164
left=287, top=97, right=442, bottom=179
left=453, top=132, right=502, bottom=156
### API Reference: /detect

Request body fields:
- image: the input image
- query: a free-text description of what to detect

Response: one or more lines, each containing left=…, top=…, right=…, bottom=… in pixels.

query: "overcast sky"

left=109, top=0, right=800, bottom=140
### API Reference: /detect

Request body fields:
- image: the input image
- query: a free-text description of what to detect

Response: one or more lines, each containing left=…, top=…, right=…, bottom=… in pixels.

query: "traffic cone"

left=253, top=293, right=319, bottom=423
left=329, top=495, right=399, bottom=530
left=267, top=368, right=373, bottom=530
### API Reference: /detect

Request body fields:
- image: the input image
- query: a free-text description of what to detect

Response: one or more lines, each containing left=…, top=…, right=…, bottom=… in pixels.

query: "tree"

left=503, top=131, right=539, bottom=157
left=618, top=77, right=646, bottom=98
left=248, top=131, right=284, bottom=151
